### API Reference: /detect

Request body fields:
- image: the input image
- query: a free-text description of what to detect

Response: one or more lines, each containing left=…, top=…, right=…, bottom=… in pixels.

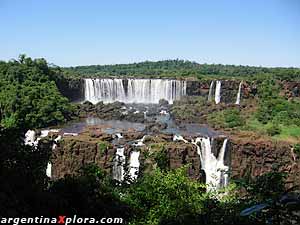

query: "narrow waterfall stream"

left=214, top=80, right=222, bottom=104
left=24, top=130, right=38, bottom=146
left=84, top=78, right=187, bottom=104
left=128, top=151, right=140, bottom=181
left=112, top=147, right=126, bottom=182
left=208, top=80, right=214, bottom=102
left=24, top=129, right=61, bottom=178
left=235, top=81, right=243, bottom=105
left=46, top=162, right=52, bottom=178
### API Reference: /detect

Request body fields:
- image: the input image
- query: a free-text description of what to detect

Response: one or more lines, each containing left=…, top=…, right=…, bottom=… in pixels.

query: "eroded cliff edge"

left=48, top=129, right=300, bottom=188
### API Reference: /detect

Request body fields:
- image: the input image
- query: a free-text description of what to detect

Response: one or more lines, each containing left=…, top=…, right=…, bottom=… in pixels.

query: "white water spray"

left=52, top=135, right=62, bottom=150
left=115, top=133, right=123, bottom=139
left=192, top=137, right=229, bottom=191
left=24, top=130, right=37, bottom=146
left=84, top=78, right=187, bottom=104
left=132, top=135, right=147, bottom=147
left=208, top=81, right=214, bottom=102
left=24, top=129, right=61, bottom=178
left=112, top=147, right=126, bottom=182
left=215, top=81, right=222, bottom=104
left=128, top=151, right=140, bottom=181
left=46, top=162, right=52, bottom=178
left=235, top=81, right=243, bottom=105
left=173, top=134, right=189, bottom=143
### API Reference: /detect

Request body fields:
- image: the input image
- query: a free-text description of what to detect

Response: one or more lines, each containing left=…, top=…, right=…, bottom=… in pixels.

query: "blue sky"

left=0, top=0, right=299, bottom=67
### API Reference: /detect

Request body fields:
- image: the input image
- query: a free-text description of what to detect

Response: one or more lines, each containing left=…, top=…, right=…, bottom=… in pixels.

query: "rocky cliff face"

left=56, top=78, right=84, bottom=102
left=50, top=131, right=231, bottom=185
left=51, top=133, right=203, bottom=180
left=230, top=136, right=300, bottom=188
left=49, top=130, right=300, bottom=188
left=186, top=80, right=256, bottom=103
left=51, top=138, right=114, bottom=179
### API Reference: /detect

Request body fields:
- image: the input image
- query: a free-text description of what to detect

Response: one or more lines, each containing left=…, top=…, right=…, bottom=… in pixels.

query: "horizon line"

left=62, top=59, right=300, bottom=69
left=1, top=55, right=300, bottom=69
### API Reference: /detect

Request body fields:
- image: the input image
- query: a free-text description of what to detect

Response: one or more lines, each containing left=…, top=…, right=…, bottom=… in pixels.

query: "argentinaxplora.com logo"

left=0, top=215, right=124, bottom=225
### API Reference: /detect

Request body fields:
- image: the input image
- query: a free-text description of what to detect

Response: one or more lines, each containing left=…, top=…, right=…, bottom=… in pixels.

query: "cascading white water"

left=24, top=130, right=37, bottom=146
left=52, top=135, right=62, bottom=150
left=46, top=135, right=62, bottom=178
left=25, top=129, right=61, bottom=147
left=192, top=137, right=229, bottom=191
left=208, top=81, right=214, bottom=102
left=235, top=81, right=243, bottom=105
left=112, top=147, right=126, bottom=182
left=132, top=135, right=147, bottom=147
left=173, top=134, right=189, bottom=143
left=128, top=151, right=140, bottom=181
left=40, top=129, right=60, bottom=138
left=115, top=133, right=123, bottom=139
left=24, top=129, right=61, bottom=178
left=46, top=162, right=52, bottom=178
left=217, top=139, right=229, bottom=188
left=84, top=78, right=126, bottom=104
left=84, top=78, right=187, bottom=104
left=214, top=80, right=222, bottom=104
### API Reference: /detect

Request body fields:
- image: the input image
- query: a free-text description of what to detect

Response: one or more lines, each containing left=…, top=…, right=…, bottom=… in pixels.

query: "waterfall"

left=132, top=135, right=147, bottom=147
left=208, top=81, right=214, bottom=102
left=214, top=80, right=221, bottom=104
left=46, top=162, right=52, bottom=178
left=25, top=129, right=61, bottom=147
left=84, top=78, right=187, bottom=104
left=192, top=137, right=229, bottom=191
left=235, top=81, right=243, bottom=105
left=128, top=151, right=140, bottom=181
left=112, top=147, right=126, bottom=182
left=46, top=135, right=62, bottom=178
left=115, top=133, right=123, bottom=139
left=24, top=129, right=61, bottom=178
left=172, top=133, right=230, bottom=190
left=24, top=130, right=37, bottom=146
left=52, top=135, right=62, bottom=150
left=217, top=139, right=229, bottom=188
left=173, top=134, right=188, bottom=143
left=84, top=78, right=126, bottom=104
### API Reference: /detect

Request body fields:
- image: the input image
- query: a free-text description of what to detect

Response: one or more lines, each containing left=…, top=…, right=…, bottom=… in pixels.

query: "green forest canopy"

left=64, top=59, right=300, bottom=81
left=0, top=55, right=74, bottom=130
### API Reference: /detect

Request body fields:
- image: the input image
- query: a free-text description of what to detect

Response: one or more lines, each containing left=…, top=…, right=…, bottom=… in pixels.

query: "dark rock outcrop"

left=76, top=101, right=146, bottom=123
left=56, top=78, right=84, bottom=102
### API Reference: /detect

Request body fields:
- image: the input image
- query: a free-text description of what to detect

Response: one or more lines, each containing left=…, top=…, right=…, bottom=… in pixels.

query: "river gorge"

left=25, top=78, right=300, bottom=191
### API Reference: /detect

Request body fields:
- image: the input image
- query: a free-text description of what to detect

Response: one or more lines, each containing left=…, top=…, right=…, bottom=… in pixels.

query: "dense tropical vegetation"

left=0, top=55, right=74, bottom=130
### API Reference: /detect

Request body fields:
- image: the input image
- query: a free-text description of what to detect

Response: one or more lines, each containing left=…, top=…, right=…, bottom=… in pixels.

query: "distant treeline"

left=64, top=59, right=300, bottom=81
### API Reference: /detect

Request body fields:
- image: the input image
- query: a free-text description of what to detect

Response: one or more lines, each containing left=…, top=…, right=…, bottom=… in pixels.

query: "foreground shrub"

left=266, top=123, right=281, bottom=136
